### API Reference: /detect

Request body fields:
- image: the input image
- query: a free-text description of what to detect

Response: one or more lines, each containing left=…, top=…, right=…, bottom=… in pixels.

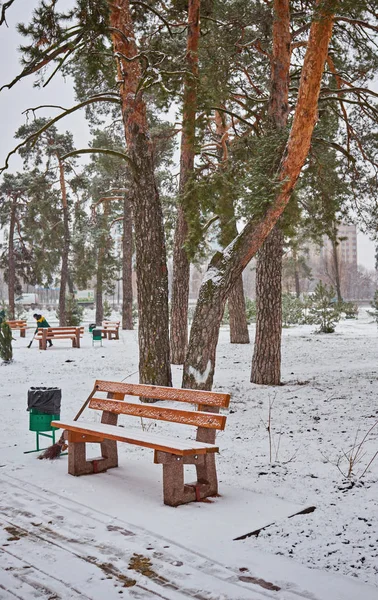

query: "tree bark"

left=293, top=249, right=301, bottom=297
left=183, top=1, right=336, bottom=391
left=8, top=198, right=16, bottom=319
left=95, top=254, right=104, bottom=326
left=58, top=158, right=69, bottom=326
left=331, top=238, right=343, bottom=302
left=228, top=276, right=250, bottom=343
left=109, top=0, right=171, bottom=386
left=251, top=227, right=284, bottom=385
left=215, top=111, right=250, bottom=345
left=170, top=0, right=200, bottom=364
left=122, top=195, right=133, bottom=329
left=251, top=0, right=291, bottom=385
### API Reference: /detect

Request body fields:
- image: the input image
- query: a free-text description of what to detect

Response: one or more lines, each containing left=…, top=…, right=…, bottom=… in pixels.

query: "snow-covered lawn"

left=1, top=308, right=377, bottom=599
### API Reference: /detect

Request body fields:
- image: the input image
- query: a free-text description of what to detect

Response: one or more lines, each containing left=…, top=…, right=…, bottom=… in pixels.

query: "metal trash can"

left=89, top=323, right=96, bottom=332
left=25, top=387, right=61, bottom=454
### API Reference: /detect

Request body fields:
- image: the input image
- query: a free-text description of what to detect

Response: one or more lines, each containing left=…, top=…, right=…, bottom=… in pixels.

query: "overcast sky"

left=0, top=1, right=376, bottom=270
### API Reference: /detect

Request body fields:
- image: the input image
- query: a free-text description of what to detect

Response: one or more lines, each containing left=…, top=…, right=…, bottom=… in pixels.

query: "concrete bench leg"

left=67, top=432, right=118, bottom=476
left=155, top=451, right=215, bottom=507
left=196, top=453, right=218, bottom=497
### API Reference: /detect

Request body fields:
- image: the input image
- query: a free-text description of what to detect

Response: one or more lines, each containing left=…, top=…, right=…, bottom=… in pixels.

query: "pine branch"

left=61, top=148, right=135, bottom=172
left=0, top=0, right=16, bottom=26
left=130, top=1, right=173, bottom=36
left=312, top=137, right=356, bottom=163
left=0, top=29, right=84, bottom=92
left=0, top=96, right=121, bottom=173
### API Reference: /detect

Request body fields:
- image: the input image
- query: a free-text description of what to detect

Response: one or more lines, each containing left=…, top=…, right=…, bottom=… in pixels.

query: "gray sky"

left=0, top=0, right=376, bottom=270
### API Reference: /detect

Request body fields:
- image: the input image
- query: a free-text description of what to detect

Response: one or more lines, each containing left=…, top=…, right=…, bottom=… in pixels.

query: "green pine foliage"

left=56, top=295, right=83, bottom=326
left=282, top=294, right=304, bottom=328
left=103, top=299, right=112, bottom=319
left=308, top=282, right=341, bottom=334
left=0, top=322, right=13, bottom=363
left=342, top=302, right=359, bottom=319
left=369, top=290, right=378, bottom=324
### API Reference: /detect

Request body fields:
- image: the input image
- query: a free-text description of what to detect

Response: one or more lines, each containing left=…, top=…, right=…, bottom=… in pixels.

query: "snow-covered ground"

left=1, top=308, right=377, bottom=599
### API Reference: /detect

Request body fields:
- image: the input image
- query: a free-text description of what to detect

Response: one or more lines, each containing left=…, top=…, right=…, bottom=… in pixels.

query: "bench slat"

left=51, top=420, right=219, bottom=456
left=89, top=398, right=226, bottom=430
left=94, top=380, right=230, bottom=408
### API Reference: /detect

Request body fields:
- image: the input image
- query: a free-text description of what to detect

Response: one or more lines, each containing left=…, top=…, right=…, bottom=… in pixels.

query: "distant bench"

left=36, top=326, right=84, bottom=350
left=102, top=321, right=120, bottom=340
left=6, top=319, right=28, bottom=337
left=52, top=380, right=230, bottom=506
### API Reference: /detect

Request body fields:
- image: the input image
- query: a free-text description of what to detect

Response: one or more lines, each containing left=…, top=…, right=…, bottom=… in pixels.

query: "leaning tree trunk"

left=251, top=0, right=291, bottom=385
left=228, top=277, right=250, bottom=343
left=58, top=158, right=69, bottom=326
left=109, top=0, right=171, bottom=387
left=170, top=0, right=200, bottom=364
left=183, top=1, right=336, bottom=391
left=122, top=195, right=133, bottom=329
left=8, top=198, right=16, bottom=319
left=251, top=227, right=283, bottom=385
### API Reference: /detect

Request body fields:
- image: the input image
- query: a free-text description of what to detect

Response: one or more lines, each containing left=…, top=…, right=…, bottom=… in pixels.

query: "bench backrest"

left=36, top=326, right=84, bottom=335
left=102, top=321, right=120, bottom=328
left=89, top=380, right=230, bottom=431
left=7, top=320, right=27, bottom=328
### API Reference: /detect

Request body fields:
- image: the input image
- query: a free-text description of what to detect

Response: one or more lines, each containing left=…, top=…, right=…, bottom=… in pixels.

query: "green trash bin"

left=25, top=387, right=62, bottom=454
left=92, top=328, right=102, bottom=346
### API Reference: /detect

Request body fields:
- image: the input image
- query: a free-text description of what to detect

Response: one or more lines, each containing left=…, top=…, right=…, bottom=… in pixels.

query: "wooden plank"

left=94, top=380, right=231, bottom=408
left=50, top=420, right=219, bottom=456
left=89, top=398, right=227, bottom=430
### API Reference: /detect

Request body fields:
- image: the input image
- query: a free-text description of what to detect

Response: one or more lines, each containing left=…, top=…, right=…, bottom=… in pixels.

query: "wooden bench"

left=6, top=319, right=28, bottom=337
left=51, top=380, right=230, bottom=506
left=102, top=320, right=120, bottom=340
left=36, top=326, right=84, bottom=350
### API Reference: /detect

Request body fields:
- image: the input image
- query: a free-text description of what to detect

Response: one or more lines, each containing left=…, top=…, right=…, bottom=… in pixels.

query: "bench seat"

left=51, top=420, right=218, bottom=456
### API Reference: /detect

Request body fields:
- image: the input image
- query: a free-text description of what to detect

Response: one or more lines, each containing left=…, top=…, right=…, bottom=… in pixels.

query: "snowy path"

left=0, top=473, right=292, bottom=600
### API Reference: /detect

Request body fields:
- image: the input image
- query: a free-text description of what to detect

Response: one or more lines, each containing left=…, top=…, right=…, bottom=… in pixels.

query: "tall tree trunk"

left=228, top=277, right=250, bottom=343
left=215, top=111, right=249, bottom=344
left=58, top=158, right=69, bottom=326
left=8, top=198, right=16, bottom=319
left=109, top=0, right=171, bottom=386
left=95, top=247, right=104, bottom=326
left=251, top=0, right=291, bottom=385
left=293, top=249, right=301, bottom=297
left=183, top=1, right=336, bottom=390
left=331, top=238, right=343, bottom=302
left=170, top=0, right=200, bottom=364
left=251, top=227, right=283, bottom=384
left=122, top=195, right=133, bottom=329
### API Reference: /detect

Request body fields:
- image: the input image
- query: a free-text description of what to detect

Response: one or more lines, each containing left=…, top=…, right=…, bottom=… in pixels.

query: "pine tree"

left=308, top=282, right=341, bottom=334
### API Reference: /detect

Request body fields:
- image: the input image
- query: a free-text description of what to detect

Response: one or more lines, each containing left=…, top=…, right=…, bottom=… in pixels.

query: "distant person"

left=33, top=313, right=53, bottom=347
left=0, top=309, right=5, bottom=325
